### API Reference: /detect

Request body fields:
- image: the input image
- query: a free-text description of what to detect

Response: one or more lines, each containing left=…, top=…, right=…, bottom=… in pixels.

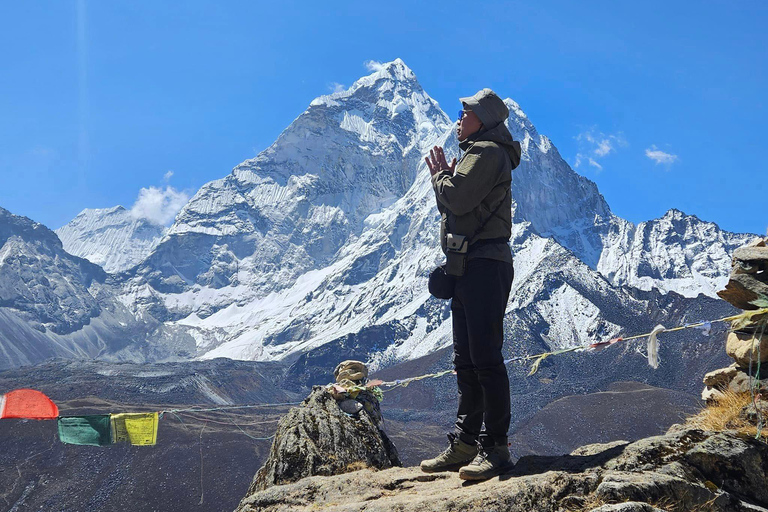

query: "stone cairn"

left=702, top=237, right=768, bottom=403
left=246, top=360, right=400, bottom=493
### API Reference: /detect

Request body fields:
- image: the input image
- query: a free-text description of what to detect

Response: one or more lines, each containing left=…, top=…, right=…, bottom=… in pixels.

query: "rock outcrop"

left=717, top=239, right=768, bottom=311
left=703, top=237, right=768, bottom=402
left=244, top=386, right=400, bottom=494
left=235, top=427, right=768, bottom=512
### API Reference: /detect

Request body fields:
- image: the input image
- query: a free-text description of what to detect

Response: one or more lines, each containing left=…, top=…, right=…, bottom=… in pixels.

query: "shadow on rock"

left=508, top=440, right=630, bottom=477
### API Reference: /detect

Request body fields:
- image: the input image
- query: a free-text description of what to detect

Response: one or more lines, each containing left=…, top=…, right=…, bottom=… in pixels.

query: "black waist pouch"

left=428, top=265, right=456, bottom=299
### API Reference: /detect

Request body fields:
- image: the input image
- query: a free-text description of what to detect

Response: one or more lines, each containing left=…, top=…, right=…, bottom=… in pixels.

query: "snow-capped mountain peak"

left=56, top=206, right=166, bottom=273
left=8, top=59, right=757, bottom=373
left=310, top=58, right=419, bottom=107
left=597, top=208, right=758, bottom=298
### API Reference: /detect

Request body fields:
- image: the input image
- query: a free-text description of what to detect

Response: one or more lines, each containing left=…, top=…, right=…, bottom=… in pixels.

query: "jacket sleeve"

left=433, top=187, right=449, bottom=215
left=430, top=143, right=502, bottom=216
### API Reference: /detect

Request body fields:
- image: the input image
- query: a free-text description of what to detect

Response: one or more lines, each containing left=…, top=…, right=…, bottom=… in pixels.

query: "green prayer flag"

left=58, top=415, right=113, bottom=446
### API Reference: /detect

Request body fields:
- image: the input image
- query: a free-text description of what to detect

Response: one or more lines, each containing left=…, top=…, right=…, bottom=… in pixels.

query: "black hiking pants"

left=451, top=257, right=514, bottom=448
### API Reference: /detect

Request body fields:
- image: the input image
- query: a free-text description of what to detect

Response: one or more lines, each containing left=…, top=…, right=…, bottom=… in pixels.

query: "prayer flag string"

left=1, top=307, right=766, bottom=446
left=378, top=307, right=768, bottom=387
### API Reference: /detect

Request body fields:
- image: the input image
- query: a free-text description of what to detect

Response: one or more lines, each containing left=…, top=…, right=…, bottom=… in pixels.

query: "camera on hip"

left=445, top=233, right=468, bottom=277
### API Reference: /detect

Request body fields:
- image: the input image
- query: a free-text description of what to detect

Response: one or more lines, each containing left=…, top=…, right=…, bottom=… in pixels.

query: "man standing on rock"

left=421, top=89, right=521, bottom=480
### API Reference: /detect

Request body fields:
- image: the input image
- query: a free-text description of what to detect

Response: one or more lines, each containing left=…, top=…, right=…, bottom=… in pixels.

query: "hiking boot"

left=420, top=433, right=479, bottom=473
left=458, top=444, right=513, bottom=481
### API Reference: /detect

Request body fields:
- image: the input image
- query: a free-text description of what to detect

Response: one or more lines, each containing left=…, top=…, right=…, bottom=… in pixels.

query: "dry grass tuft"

left=344, top=461, right=371, bottom=472
left=559, top=494, right=607, bottom=512
left=685, top=390, right=768, bottom=438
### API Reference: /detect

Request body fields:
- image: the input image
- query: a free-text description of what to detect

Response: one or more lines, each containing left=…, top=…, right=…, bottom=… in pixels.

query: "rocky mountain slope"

left=0, top=59, right=757, bottom=373
left=232, top=363, right=768, bottom=512
left=113, top=59, right=755, bottom=367
left=0, top=359, right=302, bottom=512
left=56, top=206, right=166, bottom=273
left=596, top=209, right=752, bottom=298
left=0, top=207, right=168, bottom=370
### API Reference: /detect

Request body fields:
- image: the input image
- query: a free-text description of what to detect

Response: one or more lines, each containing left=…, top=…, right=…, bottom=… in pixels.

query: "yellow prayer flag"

left=110, top=412, right=159, bottom=446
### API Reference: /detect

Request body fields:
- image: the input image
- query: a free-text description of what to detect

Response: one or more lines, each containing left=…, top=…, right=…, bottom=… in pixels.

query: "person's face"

left=456, top=108, right=483, bottom=141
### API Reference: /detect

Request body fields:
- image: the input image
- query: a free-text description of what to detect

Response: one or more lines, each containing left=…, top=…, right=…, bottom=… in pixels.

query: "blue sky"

left=1, top=1, right=766, bottom=235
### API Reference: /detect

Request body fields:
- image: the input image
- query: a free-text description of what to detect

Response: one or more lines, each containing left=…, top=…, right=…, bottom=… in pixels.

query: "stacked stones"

left=327, top=360, right=383, bottom=420
left=246, top=360, right=400, bottom=492
left=702, top=237, right=768, bottom=402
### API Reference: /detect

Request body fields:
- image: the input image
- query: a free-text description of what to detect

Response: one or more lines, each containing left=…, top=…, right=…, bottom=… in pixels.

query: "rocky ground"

left=236, top=427, right=768, bottom=512
left=233, top=364, right=768, bottom=512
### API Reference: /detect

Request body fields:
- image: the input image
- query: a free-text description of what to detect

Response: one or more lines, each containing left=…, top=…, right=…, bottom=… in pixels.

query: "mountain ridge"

left=56, top=205, right=166, bottom=273
left=0, top=59, right=758, bottom=371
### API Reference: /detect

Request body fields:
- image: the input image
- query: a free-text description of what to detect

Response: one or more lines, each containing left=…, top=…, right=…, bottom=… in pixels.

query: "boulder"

left=596, top=471, right=725, bottom=511
left=702, top=385, right=726, bottom=403
left=236, top=466, right=600, bottom=512
left=728, top=371, right=765, bottom=394
left=718, top=274, right=768, bottom=310
left=684, top=431, right=768, bottom=505
left=733, top=246, right=768, bottom=263
left=333, top=360, right=368, bottom=383
left=740, top=400, right=768, bottom=424
left=243, top=386, right=400, bottom=494
left=702, top=359, right=768, bottom=401
left=703, top=365, right=739, bottom=388
left=726, top=331, right=768, bottom=368
left=718, top=237, right=768, bottom=310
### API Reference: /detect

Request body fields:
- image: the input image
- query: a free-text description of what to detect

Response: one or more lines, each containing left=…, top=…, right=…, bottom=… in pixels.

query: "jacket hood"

left=460, top=122, right=522, bottom=170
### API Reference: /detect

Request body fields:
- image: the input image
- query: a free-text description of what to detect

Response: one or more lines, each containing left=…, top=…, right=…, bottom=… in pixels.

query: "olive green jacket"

left=431, top=123, right=521, bottom=264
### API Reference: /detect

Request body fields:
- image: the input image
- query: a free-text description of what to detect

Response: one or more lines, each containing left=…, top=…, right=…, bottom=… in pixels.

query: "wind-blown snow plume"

left=364, top=60, right=385, bottom=72
left=130, top=185, right=189, bottom=226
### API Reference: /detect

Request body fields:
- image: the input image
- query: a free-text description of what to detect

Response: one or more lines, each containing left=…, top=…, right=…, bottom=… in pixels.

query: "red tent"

left=0, top=389, right=59, bottom=420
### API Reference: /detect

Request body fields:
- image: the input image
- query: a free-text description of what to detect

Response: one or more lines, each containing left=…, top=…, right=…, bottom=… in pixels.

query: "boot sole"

left=458, top=462, right=514, bottom=481
left=420, top=460, right=473, bottom=473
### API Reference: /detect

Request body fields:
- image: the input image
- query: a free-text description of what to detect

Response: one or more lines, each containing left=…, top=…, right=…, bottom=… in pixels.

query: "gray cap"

left=460, top=88, right=509, bottom=129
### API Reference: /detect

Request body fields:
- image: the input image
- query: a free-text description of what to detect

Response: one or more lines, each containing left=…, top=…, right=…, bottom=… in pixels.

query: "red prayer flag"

left=0, top=389, right=59, bottom=420
left=588, top=337, right=623, bottom=352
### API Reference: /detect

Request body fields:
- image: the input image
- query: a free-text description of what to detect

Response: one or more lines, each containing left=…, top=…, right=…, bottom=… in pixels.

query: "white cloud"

left=594, top=139, right=613, bottom=157
left=328, top=82, right=346, bottom=93
left=364, top=60, right=385, bottom=72
left=130, top=185, right=189, bottom=226
left=572, top=129, right=628, bottom=172
left=163, top=170, right=174, bottom=182
left=645, top=145, right=679, bottom=166
left=577, top=130, right=627, bottom=157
